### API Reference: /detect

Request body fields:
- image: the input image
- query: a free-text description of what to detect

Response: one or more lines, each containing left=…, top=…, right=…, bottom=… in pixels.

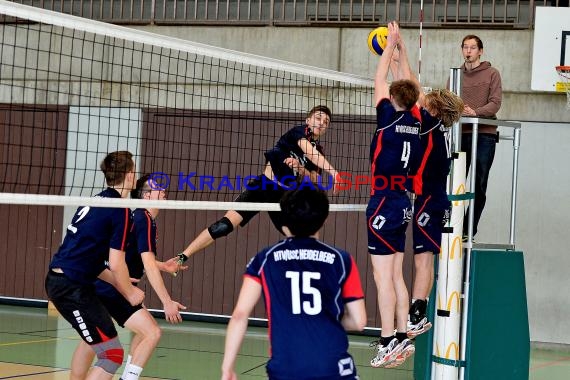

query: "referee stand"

left=414, top=68, right=529, bottom=380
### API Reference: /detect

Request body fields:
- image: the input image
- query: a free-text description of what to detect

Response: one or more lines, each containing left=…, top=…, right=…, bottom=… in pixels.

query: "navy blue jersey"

left=95, top=208, right=157, bottom=297
left=370, top=99, right=421, bottom=195
left=245, top=237, right=364, bottom=379
left=49, top=188, right=130, bottom=285
left=413, top=108, right=452, bottom=196
left=264, top=124, right=324, bottom=183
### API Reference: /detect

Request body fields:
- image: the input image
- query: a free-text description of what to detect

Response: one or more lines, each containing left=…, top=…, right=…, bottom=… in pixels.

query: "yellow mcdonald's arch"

left=449, top=236, right=462, bottom=260
left=437, top=294, right=442, bottom=310
left=453, top=183, right=466, bottom=206
left=435, top=343, right=441, bottom=357
left=447, top=291, right=461, bottom=312
left=445, top=342, right=459, bottom=359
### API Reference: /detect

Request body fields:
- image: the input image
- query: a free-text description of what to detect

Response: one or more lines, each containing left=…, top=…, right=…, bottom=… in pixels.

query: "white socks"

left=120, top=356, right=143, bottom=380
left=122, top=363, right=143, bottom=380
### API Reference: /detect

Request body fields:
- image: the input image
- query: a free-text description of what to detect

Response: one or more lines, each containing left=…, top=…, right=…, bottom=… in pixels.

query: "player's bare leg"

left=370, top=254, right=402, bottom=367
left=179, top=210, right=243, bottom=260
left=121, top=309, right=161, bottom=379
left=70, top=340, right=94, bottom=380
left=408, top=252, right=434, bottom=338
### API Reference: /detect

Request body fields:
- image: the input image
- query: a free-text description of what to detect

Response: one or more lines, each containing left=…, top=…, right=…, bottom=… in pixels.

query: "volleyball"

left=367, top=26, right=389, bottom=55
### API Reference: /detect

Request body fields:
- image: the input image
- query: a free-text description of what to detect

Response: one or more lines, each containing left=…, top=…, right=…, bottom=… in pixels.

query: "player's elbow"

left=354, top=314, right=367, bottom=331
left=230, top=308, right=250, bottom=323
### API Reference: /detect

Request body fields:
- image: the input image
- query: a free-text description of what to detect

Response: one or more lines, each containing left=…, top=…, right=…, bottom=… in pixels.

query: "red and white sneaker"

left=370, top=337, right=401, bottom=368
left=384, top=339, right=415, bottom=368
left=407, top=317, right=432, bottom=339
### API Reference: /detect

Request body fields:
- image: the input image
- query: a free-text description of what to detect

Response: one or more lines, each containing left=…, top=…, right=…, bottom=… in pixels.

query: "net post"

left=509, top=127, right=522, bottom=246
left=449, top=68, right=462, bottom=152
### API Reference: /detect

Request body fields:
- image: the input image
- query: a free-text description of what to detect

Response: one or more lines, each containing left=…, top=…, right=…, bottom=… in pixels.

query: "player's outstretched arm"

left=395, top=35, right=425, bottom=106
left=141, top=252, right=187, bottom=323
left=374, top=21, right=399, bottom=106
left=222, top=277, right=262, bottom=380
left=158, top=257, right=188, bottom=275
left=297, top=139, right=340, bottom=193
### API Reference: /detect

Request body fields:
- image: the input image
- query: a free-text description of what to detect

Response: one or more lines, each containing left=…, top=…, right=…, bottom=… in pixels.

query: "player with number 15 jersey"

left=245, top=237, right=364, bottom=379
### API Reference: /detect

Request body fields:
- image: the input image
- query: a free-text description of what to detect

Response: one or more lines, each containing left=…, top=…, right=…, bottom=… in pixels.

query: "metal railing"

left=6, top=1, right=569, bottom=28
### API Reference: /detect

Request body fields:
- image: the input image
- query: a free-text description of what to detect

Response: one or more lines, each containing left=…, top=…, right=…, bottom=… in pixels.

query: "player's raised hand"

left=387, top=21, right=400, bottom=47
left=162, top=257, right=188, bottom=276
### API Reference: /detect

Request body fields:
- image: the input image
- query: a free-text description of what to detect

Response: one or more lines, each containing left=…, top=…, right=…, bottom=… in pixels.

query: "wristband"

left=176, top=253, right=188, bottom=264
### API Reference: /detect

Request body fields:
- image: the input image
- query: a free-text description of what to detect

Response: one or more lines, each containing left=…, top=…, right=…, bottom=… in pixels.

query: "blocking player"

left=69, top=174, right=187, bottom=380
left=175, top=105, right=340, bottom=266
left=221, top=188, right=366, bottom=380
left=45, top=151, right=144, bottom=380
left=390, top=33, right=464, bottom=343
left=367, top=21, right=420, bottom=368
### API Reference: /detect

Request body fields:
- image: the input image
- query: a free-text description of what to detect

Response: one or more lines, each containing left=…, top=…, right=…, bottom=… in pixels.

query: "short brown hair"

left=462, top=35, right=483, bottom=49
left=389, top=80, right=419, bottom=110
left=424, top=89, right=464, bottom=127
left=100, top=151, right=134, bottom=186
left=307, top=105, right=332, bottom=121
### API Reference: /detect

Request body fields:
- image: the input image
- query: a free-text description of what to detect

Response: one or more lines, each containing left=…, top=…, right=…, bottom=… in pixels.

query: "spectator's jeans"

left=462, top=133, right=497, bottom=236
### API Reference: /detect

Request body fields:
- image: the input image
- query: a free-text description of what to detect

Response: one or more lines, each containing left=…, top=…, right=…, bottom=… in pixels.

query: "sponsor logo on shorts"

left=73, top=310, right=93, bottom=343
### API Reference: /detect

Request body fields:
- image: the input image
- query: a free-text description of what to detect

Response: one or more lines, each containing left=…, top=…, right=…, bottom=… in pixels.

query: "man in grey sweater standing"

left=457, top=34, right=502, bottom=239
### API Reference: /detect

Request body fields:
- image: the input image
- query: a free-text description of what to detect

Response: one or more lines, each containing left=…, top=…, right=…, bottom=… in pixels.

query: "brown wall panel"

left=0, top=105, right=67, bottom=300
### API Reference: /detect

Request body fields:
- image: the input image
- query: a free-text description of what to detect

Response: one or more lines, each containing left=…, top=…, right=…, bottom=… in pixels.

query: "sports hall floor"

left=0, top=304, right=568, bottom=379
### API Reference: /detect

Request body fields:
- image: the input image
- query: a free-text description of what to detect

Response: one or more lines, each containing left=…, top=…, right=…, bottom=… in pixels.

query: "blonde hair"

left=424, top=89, right=464, bottom=127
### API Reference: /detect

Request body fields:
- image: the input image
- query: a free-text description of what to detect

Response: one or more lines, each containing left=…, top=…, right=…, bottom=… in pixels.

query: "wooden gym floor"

left=0, top=304, right=568, bottom=379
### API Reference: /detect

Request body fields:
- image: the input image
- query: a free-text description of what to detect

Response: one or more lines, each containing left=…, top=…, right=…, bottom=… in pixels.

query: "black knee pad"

left=208, top=216, right=234, bottom=239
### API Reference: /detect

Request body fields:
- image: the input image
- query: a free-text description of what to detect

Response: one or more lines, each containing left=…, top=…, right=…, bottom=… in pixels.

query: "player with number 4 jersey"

left=367, top=22, right=420, bottom=369
left=386, top=28, right=464, bottom=342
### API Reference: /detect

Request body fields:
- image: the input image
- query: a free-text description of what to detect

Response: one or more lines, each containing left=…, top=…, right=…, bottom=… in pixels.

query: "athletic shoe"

left=407, top=316, right=432, bottom=338
left=385, top=339, right=416, bottom=368
left=370, top=337, right=401, bottom=368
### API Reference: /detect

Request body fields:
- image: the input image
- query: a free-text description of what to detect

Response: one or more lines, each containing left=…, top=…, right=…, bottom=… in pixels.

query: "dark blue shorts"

left=366, top=192, right=412, bottom=255
left=413, top=194, right=451, bottom=254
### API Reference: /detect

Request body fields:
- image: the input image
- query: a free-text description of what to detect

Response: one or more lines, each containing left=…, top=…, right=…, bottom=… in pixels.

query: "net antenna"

left=418, top=0, right=424, bottom=84
left=556, top=65, right=570, bottom=109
